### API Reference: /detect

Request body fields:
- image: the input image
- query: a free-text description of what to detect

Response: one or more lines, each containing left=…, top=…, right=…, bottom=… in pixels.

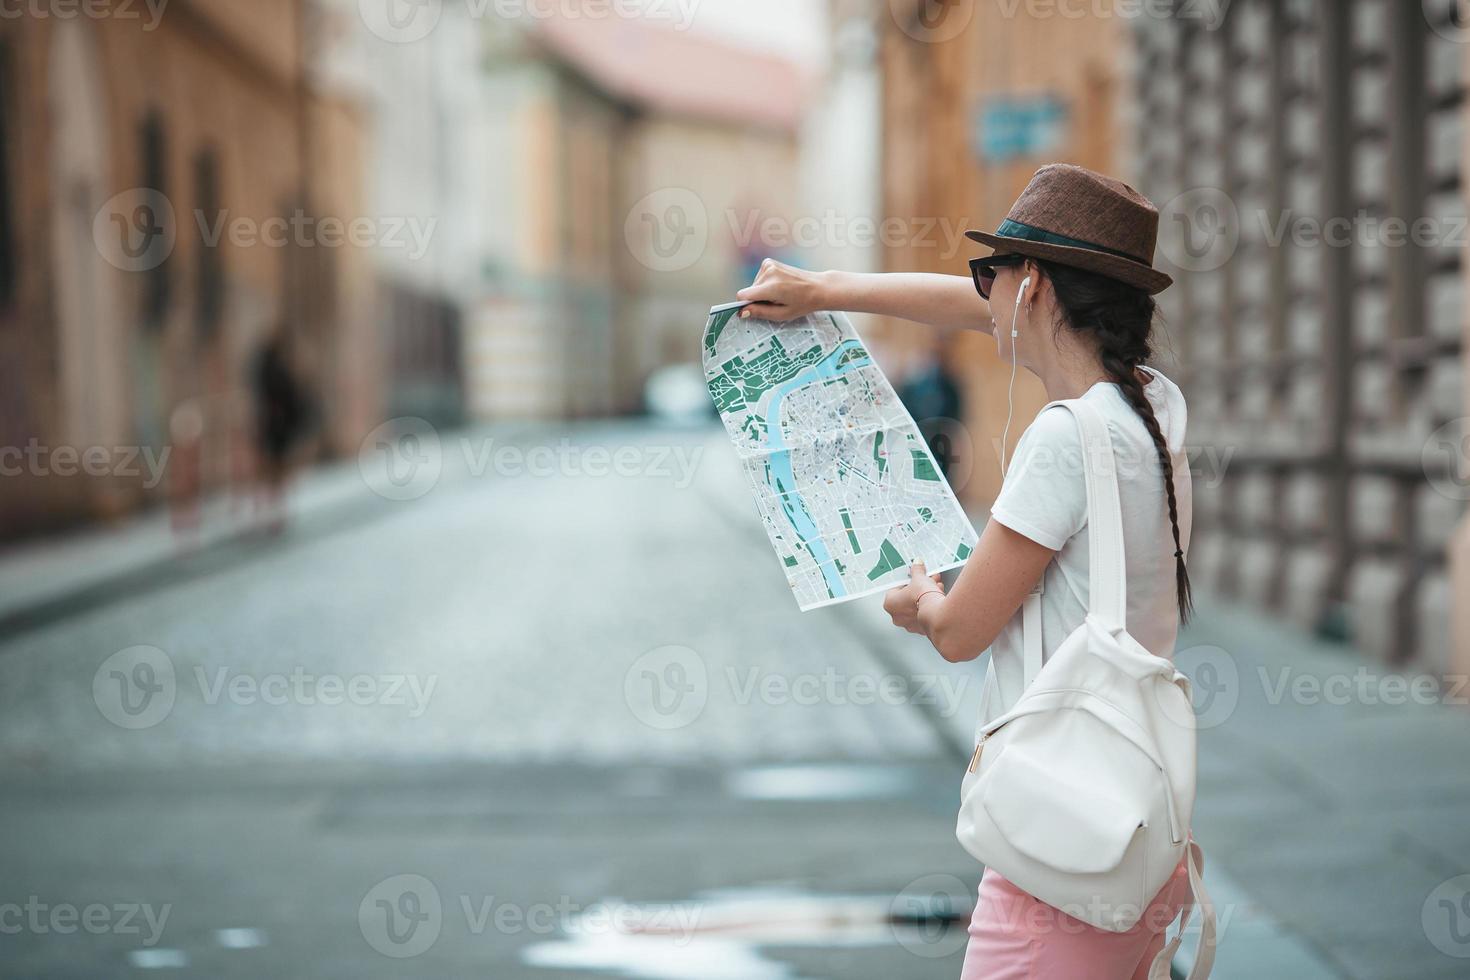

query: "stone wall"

left=1133, top=0, right=1467, bottom=670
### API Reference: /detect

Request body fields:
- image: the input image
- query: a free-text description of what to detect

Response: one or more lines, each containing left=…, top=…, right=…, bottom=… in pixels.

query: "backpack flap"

left=979, top=744, right=1144, bottom=875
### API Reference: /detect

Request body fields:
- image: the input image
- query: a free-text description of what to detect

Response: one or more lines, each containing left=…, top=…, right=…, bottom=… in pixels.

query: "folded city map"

left=703, top=303, right=979, bottom=611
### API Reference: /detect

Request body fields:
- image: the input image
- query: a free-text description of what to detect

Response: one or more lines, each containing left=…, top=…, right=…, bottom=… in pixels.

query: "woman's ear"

left=1022, top=261, right=1041, bottom=308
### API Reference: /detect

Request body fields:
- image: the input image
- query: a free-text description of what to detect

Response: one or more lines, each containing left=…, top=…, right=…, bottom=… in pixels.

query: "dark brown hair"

left=1035, top=259, right=1193, bottom=624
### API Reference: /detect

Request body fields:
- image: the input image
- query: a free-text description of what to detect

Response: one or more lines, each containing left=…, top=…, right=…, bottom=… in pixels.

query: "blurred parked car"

left=643, top=364, right=717, bottom=425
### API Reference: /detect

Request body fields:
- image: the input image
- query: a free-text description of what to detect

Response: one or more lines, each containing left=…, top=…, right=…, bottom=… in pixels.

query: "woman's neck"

left=1035, top=352, right=1109, bottom=402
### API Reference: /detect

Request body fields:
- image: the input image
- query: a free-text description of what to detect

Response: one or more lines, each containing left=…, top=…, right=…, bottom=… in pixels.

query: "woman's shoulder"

left=1019, top=401, right=1087, bottom=452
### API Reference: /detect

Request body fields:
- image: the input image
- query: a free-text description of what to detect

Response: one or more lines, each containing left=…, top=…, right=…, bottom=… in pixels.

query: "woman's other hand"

left=883, top=563, right=944, bottom=634
left=736, top=259, right=832, bottom=322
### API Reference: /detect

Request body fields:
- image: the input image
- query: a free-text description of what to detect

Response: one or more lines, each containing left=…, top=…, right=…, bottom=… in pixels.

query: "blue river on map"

left=765, top=338, right=871, bottom=599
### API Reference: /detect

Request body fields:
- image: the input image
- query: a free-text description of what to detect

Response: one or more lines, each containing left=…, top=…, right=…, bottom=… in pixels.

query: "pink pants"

left=959, top=856, right=1190, bottom=980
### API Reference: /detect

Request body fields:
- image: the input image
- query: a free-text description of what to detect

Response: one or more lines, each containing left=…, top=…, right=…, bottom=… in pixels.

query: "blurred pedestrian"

left=898, top=356, right=963, bottom=477
left=166, top=398, right=205, bottom=548
left=739, top=165, right=1215, bottom=980
left=250, top=323, right=310, bottom=535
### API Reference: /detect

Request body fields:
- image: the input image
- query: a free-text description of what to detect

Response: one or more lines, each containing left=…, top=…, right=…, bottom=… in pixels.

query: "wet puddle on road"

left=523, top=763, right=966, bottom=978
left=521, top=886, right=969, bottom=979
left=723, top=764, right=918, bottom=801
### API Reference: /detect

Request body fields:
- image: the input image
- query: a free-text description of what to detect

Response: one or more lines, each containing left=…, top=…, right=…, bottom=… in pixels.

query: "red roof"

left=534, top=15, right=811, bottom=132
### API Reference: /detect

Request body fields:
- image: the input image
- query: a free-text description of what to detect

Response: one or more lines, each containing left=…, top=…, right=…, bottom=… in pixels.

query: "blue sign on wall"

left=975, top=95, right=1068, bottom=163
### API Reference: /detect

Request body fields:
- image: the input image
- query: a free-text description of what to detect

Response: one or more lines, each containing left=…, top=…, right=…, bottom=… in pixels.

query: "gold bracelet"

left=915, top=589, right=945, bottom=608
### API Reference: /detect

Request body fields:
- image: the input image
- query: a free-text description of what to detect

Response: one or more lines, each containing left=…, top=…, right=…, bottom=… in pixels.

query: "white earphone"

left=1000, top=275, right=1032, bottom=476
left=1011, top=277, right=1031, bottom=337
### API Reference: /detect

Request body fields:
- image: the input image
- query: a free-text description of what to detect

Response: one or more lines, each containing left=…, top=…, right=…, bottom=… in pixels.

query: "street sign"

left=974, top=95, right=1068, bottom=162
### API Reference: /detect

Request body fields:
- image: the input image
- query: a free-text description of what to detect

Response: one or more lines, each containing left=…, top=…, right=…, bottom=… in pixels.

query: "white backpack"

left=955, top=398, right=1217, bottom=980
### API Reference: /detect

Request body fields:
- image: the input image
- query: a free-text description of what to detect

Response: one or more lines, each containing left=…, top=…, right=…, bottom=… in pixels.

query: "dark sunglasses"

left=969, top=254, right=1026, bottom=301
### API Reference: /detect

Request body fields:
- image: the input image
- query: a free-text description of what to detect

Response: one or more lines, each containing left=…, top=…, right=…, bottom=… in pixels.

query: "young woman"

left=737, top=165, right=1197, bottom=980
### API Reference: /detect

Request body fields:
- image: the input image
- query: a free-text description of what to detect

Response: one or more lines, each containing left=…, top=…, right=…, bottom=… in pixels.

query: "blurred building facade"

left=1132, top=0, right=1468, bottom=672
left=466, top=13, right=807, bottom=420
left=318, top=0, right=478, bottom=428
left=876, top=0, right=1130, bottom=505
left=0, top=0, right=377, bottom=538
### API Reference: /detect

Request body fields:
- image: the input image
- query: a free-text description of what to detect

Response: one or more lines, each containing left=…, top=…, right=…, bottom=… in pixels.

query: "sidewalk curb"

left=0, top=475, right=389, bottom=642
left=0, top=422, right=540, bottom=641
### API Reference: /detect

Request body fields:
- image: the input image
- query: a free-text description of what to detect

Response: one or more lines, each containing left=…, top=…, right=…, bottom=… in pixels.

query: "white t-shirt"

left=975, top=368, right=1193, bottom=730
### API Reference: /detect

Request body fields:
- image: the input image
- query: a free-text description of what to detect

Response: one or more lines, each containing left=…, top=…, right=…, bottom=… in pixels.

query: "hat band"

left=994, top=218, right=1149, bottom=265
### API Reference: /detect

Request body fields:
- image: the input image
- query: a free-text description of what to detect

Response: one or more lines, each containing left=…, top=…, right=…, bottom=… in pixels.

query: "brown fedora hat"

left=966, top=164, right=1173, bottom=295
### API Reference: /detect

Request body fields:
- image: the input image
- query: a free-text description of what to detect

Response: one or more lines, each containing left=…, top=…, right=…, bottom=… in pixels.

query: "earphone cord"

left=999, top=284, right=1026, bottom=477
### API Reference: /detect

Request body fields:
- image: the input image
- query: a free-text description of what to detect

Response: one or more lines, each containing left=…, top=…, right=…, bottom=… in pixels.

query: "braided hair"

left=1034, top=259, right=1193, bottom=624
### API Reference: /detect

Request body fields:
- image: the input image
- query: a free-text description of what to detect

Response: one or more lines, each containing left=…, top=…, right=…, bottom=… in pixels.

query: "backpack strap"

left=1147, top=839, right=1218, bottom=980
left=1047, top=399, right=1128, bottom=630
left=1014, top=398, right=1126, bottom=689
left=1021, top=582, right=1044, bottom=688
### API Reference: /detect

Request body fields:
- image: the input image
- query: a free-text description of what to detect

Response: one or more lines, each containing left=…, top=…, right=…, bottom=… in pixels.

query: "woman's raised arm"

left=736, top=259, right=993, bottom=336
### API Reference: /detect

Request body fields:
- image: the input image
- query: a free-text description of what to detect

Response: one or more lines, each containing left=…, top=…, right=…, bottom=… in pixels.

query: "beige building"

left=0, top=0, right=376, bottom=539
left=877, top=0, right=1131, bottom=506
left=466, top=13, right=807, bottom=420
left=1133, top=0, right=1467, bottom=673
